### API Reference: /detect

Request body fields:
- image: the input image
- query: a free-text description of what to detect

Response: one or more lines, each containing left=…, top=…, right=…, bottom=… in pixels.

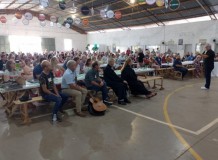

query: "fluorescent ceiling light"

left=144, top=24, right=159, bottom=28
left=164, top=19, right=188, bottom=25
left=187, top=16, right=211, bottom=22
left=130, top=26, right=145, bottom=30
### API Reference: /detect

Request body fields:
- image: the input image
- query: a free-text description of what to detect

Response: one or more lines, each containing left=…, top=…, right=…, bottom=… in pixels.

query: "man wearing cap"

left=201, top=43, right=215, bottom=90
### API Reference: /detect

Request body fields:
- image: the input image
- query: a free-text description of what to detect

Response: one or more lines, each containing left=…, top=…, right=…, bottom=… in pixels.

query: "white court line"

left=112, top=105, right=218, bottom=136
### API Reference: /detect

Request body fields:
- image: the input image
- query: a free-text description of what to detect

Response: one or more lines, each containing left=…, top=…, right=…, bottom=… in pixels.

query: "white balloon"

left=65, top=23, right=70, bottom=28
left=106, top=10, right=114, bottom=19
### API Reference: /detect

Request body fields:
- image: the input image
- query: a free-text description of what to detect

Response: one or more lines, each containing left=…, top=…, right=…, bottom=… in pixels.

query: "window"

left=64, top=39, right=72, bottom=51
left=9, top=35, right=42, bottom=53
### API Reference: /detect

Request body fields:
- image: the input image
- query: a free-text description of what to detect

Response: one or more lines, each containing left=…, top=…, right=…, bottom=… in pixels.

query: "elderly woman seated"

left=121, top=58, right=157, bottom=99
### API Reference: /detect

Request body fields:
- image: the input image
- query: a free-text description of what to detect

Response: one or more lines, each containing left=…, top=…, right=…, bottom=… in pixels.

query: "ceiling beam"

left=17, top=0, right=32, bottom=9
left=201, top=0, right=217, bottom=20
left=195, top=0, right=213, bottom=20
left=85, top=13, right=208, bottom=32
left=5, top=0, right=16, bottom=9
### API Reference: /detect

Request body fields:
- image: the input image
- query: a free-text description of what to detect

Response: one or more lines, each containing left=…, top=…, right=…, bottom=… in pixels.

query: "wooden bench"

left=14, top=96, right=44, bottom=124
left=188, top=68, right=195, bottom=78
left=138, top=76, right=164, bottom=90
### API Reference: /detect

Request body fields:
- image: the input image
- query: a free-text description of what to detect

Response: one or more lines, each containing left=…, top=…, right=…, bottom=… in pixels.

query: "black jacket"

left=103, top=64, right=123, bottom=85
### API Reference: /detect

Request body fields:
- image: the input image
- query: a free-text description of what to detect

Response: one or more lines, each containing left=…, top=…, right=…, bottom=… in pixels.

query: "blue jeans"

left=87, top=82, right=109, bottom=100
left=42, top=92, right=68, bottom=115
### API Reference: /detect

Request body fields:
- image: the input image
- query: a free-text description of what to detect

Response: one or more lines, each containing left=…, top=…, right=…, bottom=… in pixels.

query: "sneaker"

left=118, top=100, right=126, bottom=105
left=201, top=86, right=209, bottom=90
left=52, top=114, right=57, bottom=122
left=103, top=99, right=113, bottom=105
left=52, top=114, right=62, bottom=122
left=124, top=99, right=131, bottom=104
left=74, top=109, right=86, bottom=117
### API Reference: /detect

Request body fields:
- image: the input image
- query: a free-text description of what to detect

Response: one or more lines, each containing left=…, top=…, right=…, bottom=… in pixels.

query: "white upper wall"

left=0, top=15, right=87, bottom=52
left=87, top=20, right=218, bottom=55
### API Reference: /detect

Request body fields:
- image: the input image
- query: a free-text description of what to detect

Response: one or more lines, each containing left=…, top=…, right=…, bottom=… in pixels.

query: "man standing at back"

left=201, top=43, right=215, bottom=90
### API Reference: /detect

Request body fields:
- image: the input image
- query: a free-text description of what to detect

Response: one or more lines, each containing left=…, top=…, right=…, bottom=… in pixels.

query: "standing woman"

left=121, top=58, right=157, bottom=98
left=137, top=48, right=144, bottom=67
left=50, top=57, right=65, bottom=77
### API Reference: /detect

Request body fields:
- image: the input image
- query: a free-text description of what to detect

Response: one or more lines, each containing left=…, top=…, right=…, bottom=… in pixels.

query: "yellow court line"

left=163, top=85, right=203, bottom=160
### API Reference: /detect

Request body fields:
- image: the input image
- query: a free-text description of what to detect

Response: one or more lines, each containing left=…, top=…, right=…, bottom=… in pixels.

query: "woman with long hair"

left=84, top=58, right=92, bottom=74
left=121, top=58, right=157, bottom=98
left=50, top=57, right=65, bottom=77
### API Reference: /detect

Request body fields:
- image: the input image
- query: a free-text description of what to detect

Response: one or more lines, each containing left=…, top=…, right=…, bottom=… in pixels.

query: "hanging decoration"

left=40, top=0, right=49, bottom=8
left=71, top=0, right=77, bottom=13
left=0, top=16, right=7, bottom=23
left=65, top=23, right=70, bottom=28
left=92, top=44, right=99, bottom=52
left=106, top=10, right=114, bottom=19
left=12, top=17, right=19, bottom=24
left=146, top=0, right=156, bottom=5
left=91, top=7, right=94, bottom=16
left=81, top=6, right=90, bottom=15
left=15, top=11, right=22, bottom=19
left=40, top=21, right=46, bottom=27
left=58, top=16, right=64, bottom=24
left=50, top=22, right=54, bottom=27
left=169, top=0, right=180, bottom=11
left=138, top=0, right=144, bottom=3
left=24, top=12, right=33, bottom=20
left=50, top=16, right=57, bottom=23
left=165, top=0, right=169, bottom=8
left=59, top=1, right=66, bottom=10
left=66, top=17, right=73, bottom=25
left=38, top=14, right=46, bottom=21
left=22, top=19, right=29, bottom=25
left=100, top=10, right=107, bottom=19
left=114, top=11, right=122, bottom=19
left=74, top=18, right=81, bottom=25
left=57, top=23, right=62, bottom=28
left=156, top=0, right=165, bottom=7
left=82, top=19, right=89, bottom=26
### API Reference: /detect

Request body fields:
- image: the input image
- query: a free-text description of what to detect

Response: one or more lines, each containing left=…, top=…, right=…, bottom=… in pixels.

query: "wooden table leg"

left=21, top=103, right=31, bottom=124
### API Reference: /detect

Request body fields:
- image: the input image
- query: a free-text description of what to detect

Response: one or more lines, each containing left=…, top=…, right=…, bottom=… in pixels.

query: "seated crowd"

left=0, top=47, right=214, bottom=122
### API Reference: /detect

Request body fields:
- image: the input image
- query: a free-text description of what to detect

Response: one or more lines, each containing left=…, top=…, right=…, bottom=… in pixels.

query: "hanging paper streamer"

left=40, top=0, right=49, bottom=8
left=165, top=0, right=169, bottom=8
left=156, top=0, right=165, bottom=7
left=91, top=7, right=94, bottom=16
left=169, top=0, right=180, bottom=11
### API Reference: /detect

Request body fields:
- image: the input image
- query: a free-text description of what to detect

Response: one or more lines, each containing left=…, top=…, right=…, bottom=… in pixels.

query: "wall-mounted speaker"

left=162, top=41, right=165, bottom=45
left=213, top=39, right=216, bottom=43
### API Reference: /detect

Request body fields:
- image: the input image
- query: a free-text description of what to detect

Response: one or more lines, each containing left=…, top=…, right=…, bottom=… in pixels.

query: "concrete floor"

left=0, top=78, right=218, bottom=160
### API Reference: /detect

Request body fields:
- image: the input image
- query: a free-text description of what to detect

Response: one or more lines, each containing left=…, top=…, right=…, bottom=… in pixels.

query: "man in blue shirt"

left=33, top=57, right=46, bottom=79
left=62, top=60, right=87, bottom=117
left=173, top=55, right=188, bottom=79
left=155, top=53, right=162, bottom=66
